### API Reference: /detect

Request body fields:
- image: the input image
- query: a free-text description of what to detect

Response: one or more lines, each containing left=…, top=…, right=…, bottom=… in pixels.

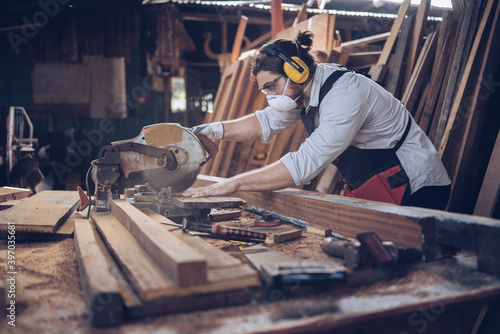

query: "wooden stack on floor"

left=74, top=200, right=260, bottom=326
left=0, top=190, right=81, bottom=240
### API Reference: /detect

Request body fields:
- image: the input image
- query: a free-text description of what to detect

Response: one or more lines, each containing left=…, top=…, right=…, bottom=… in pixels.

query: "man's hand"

left=183, top=179, right=238, bottom=198
left=191, top=122, right=224, bottom=140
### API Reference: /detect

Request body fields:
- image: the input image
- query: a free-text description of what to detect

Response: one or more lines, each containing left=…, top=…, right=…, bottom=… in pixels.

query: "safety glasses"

left=258, top=73, right=283, bottom=95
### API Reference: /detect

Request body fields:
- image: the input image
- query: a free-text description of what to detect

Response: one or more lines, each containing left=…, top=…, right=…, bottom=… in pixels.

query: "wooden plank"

left=401, top=30, right=438, bottom=114
left=93, top=213, right=177, bottom=301
left=0, top=187, right=31, bottom=203
left=0, top=191, right=80, bottom=233
left=474, top=130, right=500, bottom=217
left=110, top=200, right=207, bottom=287
left=402, top=0, right=431, bottom=92
left=434, top=1, right=478, bottom=146
left=417, top=19, right=458, bottom=133
left=230, top=15, right=248, bottom=63
left=315, top=164, right=342, bottom=194
left=172, top=196, right=245, bottom=209
left=74, top=219, right=123, bottom=326
left=438, top=0, right=496, bottom=166
left=376, top=0, right=411, bottom=67
left=276, top=13, right=333, bottom=51
left=209, top=58, right=252, bottom=176
left=340, top=32, right=390, bottom=49
left=274, top=229, right=303, bottom=244
left=385, top=14, right=414, bottom=98
left=447, top=0, right=500, bottom=213
left=428, top=17, right=461, bottom=142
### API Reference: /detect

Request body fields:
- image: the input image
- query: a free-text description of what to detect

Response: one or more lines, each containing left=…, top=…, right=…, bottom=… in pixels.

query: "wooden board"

left=474, top=130, right=500, bottom=217
left=93, top=213, right=175, bottom=301
left=172, top=196, right=245, bottom=209
left=74, top=219, right=123, bottom=327
left=274, top=229, right=303, bottom=244
left=110, top=200, right=207, bottom=287
left=376, top=0, right=411, bottom=67
left=385, top=14, right=414, bottom=98
left=402, top=0, right=431, bottom=92
left=0, top=191, right=80, bottom=233
left=0, top=187, right=31, bottom=203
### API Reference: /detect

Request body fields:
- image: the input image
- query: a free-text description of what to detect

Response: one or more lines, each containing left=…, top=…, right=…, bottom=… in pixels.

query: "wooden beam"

left=74, top=219, right=123, bottom=326
left=230, top=15, right=248, bottom=63
left=401, top=30, right=438, bottom=114
left=385, top=14, right=414, bottom=98
left=293, top=2, right=309, bottom=27
left=271, top=0, right=283, bottom=37
left=110, top=200, right=207, bottom=287
left=93, top=213, right=177, bottom=301
left=402, top=0, right=431, bottom=92
left=417, top=19, right=458, bottom=133
left=340, top=32, right=390, bottom=49
left=0, top=191, right=80, bottom=233
left=376, top=0, right=411, bottom=67
left=0, top=187, right=30, bottom=203
left=474, top=130, right=500, bottom=217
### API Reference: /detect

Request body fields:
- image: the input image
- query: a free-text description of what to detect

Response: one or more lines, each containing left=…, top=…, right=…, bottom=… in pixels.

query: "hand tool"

left=160, top=218, right=267, bottom=243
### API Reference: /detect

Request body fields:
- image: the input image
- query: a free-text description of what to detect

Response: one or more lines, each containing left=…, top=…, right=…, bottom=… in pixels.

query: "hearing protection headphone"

left=260, top=43, right=310, bottom=84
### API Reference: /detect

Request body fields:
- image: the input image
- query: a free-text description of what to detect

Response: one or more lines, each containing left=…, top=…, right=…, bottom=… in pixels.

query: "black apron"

left=300, top=69, right=412, bottom=205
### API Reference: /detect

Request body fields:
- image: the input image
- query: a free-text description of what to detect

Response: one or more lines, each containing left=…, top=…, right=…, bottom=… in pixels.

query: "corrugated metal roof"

left=143, top=0, right=443, bottom=21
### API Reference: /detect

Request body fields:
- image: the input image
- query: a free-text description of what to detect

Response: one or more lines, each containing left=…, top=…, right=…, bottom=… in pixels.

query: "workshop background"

left=1, top=1, right=500, bottom=334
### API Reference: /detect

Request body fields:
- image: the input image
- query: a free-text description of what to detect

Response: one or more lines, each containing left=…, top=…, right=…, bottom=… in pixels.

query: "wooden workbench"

left=0, top=208, right=499, bottom=334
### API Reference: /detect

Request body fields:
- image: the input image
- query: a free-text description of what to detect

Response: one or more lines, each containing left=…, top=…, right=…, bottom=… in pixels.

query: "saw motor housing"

left=91, top=123, right=217, bottom=212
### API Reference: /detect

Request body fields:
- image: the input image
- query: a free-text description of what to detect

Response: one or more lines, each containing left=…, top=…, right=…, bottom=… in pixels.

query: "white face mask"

left=266, top=77, right=312, bottom=112
left=266, top=78, right=299, bottom=112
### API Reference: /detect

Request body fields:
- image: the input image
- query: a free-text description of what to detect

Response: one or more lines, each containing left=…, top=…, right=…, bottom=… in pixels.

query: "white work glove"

left=191, top=122, right=224, bottom=140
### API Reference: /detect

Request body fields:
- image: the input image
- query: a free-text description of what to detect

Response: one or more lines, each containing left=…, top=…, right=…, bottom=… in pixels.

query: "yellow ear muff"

left=284, top=56, right=309, bottom=84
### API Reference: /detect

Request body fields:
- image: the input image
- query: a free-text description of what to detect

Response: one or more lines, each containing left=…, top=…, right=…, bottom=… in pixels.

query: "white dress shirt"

left=255, top=63, right=451, bottom=194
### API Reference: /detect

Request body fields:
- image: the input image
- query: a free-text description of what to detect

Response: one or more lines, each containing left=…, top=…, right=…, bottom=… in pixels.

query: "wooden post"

left=230, top=16, right=248, bottom=63
left=271, top=0, right=284, bottom=37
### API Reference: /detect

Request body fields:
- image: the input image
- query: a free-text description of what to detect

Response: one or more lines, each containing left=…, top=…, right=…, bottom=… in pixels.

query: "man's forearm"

left=222, top=114, right=262, bottom=142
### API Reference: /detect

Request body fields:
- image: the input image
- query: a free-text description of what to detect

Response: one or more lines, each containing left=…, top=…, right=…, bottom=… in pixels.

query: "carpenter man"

left=184, top=31, right=451, bottom=210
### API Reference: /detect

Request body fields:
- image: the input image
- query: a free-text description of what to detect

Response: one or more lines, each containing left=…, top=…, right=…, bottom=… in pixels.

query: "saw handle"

left=197, top=134, right=219, bottom=166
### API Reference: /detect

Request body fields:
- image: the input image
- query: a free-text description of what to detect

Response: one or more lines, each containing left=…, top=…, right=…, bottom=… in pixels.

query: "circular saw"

left=91, top=123, right=218, bottom=211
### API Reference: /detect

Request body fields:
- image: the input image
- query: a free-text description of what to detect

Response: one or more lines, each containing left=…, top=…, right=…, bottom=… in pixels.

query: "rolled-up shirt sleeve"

left=281, top=91, right=368, bottom=185
left=255, top=106, right=302, bottom=142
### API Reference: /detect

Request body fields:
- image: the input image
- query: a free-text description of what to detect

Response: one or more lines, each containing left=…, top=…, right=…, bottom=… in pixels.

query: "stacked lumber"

left=202, top=1, right=500, bottom=216
left=75, top=201, right=259, bottom=326
left=0, top=191, right=80, bottom=239
left=378, top=0, right=500, bottom=216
